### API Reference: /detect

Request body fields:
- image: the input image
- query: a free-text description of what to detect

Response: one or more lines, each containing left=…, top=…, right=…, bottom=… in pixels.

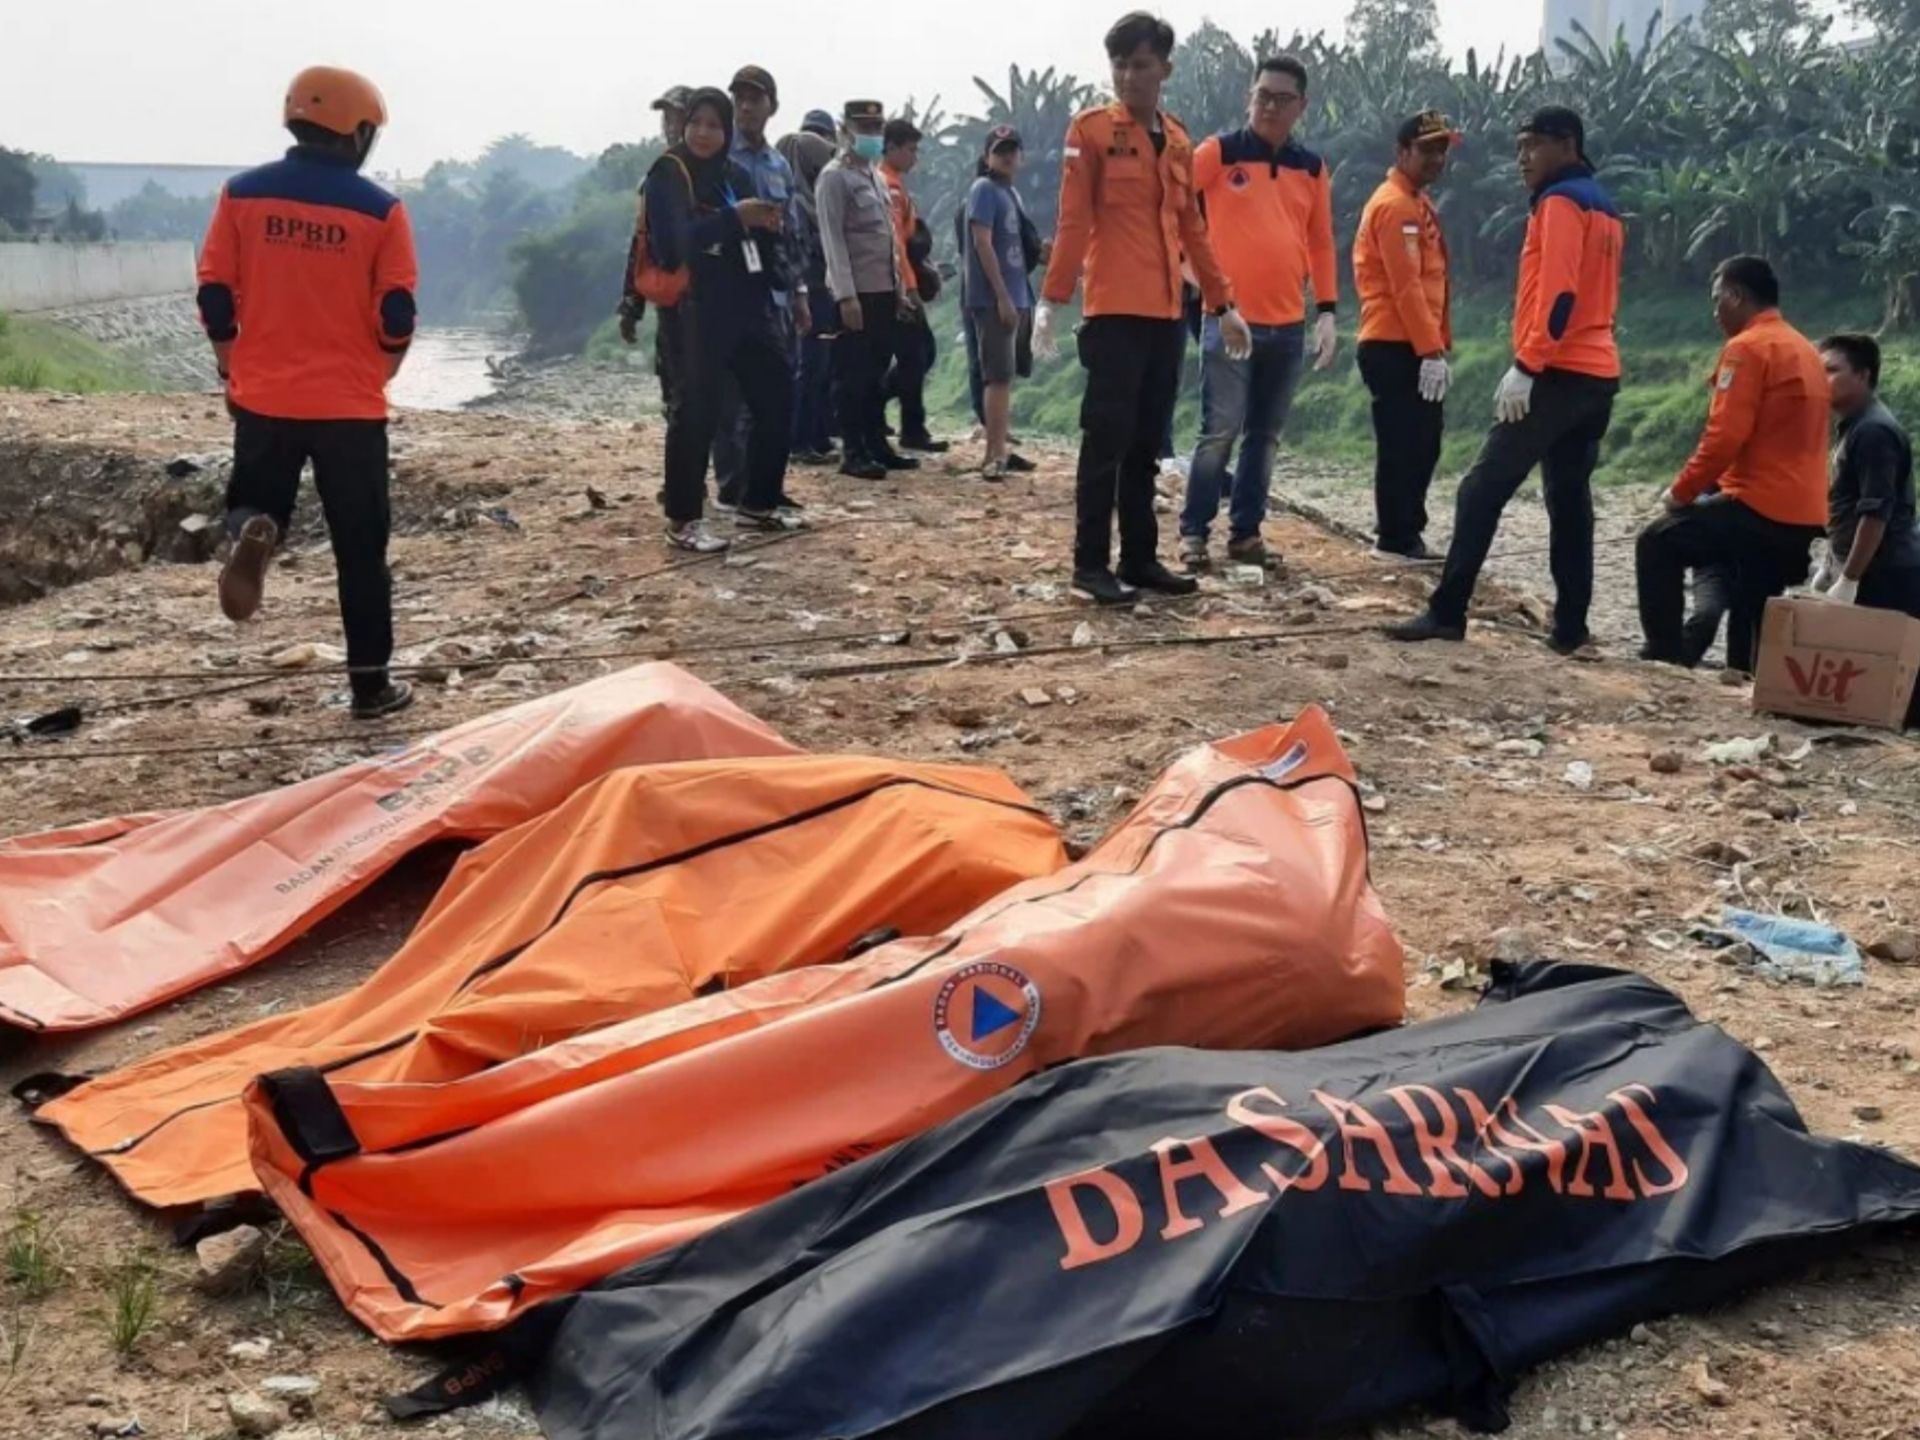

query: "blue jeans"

left=1180, top=318, right=1304, bottom=542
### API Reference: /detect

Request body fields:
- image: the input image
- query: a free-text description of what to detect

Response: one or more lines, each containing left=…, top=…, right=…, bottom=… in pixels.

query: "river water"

left=389, top=326, right=514, bottom=411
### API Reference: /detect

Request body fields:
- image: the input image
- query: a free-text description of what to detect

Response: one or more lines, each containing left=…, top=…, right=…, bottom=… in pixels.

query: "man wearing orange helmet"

left=197, top=66, right=419, bottom=720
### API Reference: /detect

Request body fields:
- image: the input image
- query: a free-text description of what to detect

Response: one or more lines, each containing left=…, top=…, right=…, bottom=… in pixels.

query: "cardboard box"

left=1752, top=597, right=1920, bottom=731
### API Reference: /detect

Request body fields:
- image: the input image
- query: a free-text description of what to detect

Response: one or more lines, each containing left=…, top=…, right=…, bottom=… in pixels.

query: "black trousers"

left=1074, top=315, right=1184, bottom=574
left=713, top=305, right=795, bottom=507
left=1637, top=497, right=1824, bottom=672
left=1862, top=563, right=1920, bottom=729
left=1683, top=564, right=1732, bottom=666
left=225, top=408, right=393, bottom=699
left=832, top=292, right=900, bottom=464
left=660, top=305, right=793, bottom=525
left=885, top=310, right=937, bottom=439
left=1358, top=341, right=1444, bottom=555
left=1429, top=370, right=1617, bottom=642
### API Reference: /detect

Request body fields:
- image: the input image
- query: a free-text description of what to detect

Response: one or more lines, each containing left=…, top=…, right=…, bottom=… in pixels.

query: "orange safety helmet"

left=283, top=66, right=388, bottom=137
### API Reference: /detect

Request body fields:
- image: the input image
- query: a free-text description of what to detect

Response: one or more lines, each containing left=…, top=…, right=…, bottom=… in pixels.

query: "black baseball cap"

left=1396, top=110, right=1462, bottom=150
left=801, top=109, right=837, bottom=138
left=985, top=125, right=1023, bottom=154
left=730, top=65, right=778, bottom=105
left=1520, top=105, right=1585, bottom=155
left=652, top=85, right=692, bottom=113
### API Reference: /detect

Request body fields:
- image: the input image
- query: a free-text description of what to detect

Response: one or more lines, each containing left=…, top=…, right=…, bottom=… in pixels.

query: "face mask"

left=852, top=134, right=885, bottom=162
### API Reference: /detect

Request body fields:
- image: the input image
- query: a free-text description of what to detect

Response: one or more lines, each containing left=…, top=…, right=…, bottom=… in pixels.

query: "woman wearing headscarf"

left=777, top=125, right=839, bottom=465
left=646, top=87, right=798, bottom=551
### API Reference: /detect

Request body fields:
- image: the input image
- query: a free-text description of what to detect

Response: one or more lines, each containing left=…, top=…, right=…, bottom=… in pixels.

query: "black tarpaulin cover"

left=526, top=962, right=1920, bottom=1439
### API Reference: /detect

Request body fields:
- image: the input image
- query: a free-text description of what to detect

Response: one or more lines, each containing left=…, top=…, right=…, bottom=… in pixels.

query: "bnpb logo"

left=933, top=962, right=1040, bottom=1070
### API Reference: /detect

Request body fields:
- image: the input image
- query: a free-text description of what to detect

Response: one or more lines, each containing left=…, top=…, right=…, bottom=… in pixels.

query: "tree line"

left=13, top=0, right=1920, bottom=348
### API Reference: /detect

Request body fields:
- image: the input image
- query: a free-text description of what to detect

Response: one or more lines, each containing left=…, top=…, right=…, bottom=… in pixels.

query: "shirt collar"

left=1531, top=160, right=1594, bottom=199
left=286, top=144, right=359, bottom=169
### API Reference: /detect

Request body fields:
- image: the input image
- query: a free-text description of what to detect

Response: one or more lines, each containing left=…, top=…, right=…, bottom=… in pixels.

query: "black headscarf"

left=666, top=87, right=737, bottom=208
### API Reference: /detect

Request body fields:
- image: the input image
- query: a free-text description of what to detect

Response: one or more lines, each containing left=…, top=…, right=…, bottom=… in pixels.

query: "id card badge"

left=742, top=239, right=764, bottom=274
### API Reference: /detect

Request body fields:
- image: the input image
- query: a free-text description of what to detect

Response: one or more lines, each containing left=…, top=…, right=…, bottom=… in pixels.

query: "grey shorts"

left=969, top=306, right=1027, bottom=385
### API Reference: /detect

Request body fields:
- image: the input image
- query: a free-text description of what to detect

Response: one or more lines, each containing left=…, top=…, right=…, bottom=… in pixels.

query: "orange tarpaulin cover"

left=41, top=753, right=1065, bottom=1208
left=0, top=664, right=793, bottom=1032
left=243, top=706, right=1405, bottom=1342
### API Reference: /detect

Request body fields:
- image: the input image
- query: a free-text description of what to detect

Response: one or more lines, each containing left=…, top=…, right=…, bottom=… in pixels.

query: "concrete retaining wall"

left=0, top=242, right=196, bottom=313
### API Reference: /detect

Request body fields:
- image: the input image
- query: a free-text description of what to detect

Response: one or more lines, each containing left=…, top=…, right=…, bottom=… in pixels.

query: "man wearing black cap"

left=817, top=99, right=915, bottom=479
left=880, top=117, right=948, bottom=455
left=652, top=86, right=691, bottom=147
left=1354, top=110, right=1459, bottom=561
left=1389, top=105, right=1623, bottom=654
left=708, top=64, right=807, bottom=517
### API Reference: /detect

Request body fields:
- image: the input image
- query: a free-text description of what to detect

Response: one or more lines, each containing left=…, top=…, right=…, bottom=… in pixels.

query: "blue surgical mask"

left=853, top=134, right=885, bottom=162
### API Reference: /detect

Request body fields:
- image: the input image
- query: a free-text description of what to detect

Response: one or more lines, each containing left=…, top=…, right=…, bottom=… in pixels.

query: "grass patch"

left=3, top=1210, right=62, bottom=1301
left=99, top=1251, right=159, bottom=1360
left=262, top=1223, right=327, bottom=1316
left=0, top=1303, right=34, bottom=1395
left=0, top=310, right=156, bottom=393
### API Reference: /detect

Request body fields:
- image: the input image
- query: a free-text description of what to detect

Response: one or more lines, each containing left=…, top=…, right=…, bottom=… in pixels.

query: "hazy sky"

left=5, top=1, right=1544, bottom=176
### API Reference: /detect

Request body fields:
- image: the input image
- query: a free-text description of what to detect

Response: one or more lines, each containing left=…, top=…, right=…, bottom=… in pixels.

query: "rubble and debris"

left=195, top=1223, right=267, bottom=1293
left=1713, top=909, right=1865, bottom=988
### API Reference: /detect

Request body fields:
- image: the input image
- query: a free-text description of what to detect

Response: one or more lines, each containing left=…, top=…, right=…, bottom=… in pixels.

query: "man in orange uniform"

left=199, top=66, right=418, bottom=720
left=1636, top=255, right=1830, bottom=672
left=1354, top=110, right=1459, bottom=561
left=1176, top=54, right=1338, bottom=573
left=1389, top=107, right=1621, bottom=655
left=879, top=117, right=946, bottom=455
left=1040, top=10, right=1249, bottom=605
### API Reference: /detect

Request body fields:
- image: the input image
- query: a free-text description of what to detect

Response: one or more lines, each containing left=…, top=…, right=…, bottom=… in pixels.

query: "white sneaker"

left=667, top=518, right=730, bottom=553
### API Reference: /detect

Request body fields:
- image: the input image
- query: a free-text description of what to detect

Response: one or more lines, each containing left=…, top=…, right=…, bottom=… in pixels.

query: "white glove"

left=1418, top=356, right=1451, bottom=404
left=1494, top=365, right=1534, bottom=425
left=1823, top=574, right=1860, bottom=606
left=1219, top=307, right=1253, bottom=361
left=1312, top=311, right=1338, bottom=371
left=1033, top=303, right=1059, bottom=362
left=1807, top=544, right=1839, bottom=594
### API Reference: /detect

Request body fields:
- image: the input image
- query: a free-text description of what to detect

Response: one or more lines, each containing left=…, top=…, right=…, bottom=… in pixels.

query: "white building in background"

left=1543, top=0, right=1705, bottom=55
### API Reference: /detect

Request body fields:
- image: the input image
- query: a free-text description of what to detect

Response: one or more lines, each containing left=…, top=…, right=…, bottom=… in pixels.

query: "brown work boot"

left=218, top=515, right=279, bottom=622
left=1226, top=534, right=1269, bottom=566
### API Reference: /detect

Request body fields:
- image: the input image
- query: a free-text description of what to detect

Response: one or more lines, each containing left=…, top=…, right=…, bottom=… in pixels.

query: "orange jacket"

left=1511, top=165, right=1621, bottom=380
left=1191, top=129, right=1336, bottom=327
left=1043, top=102, right=1233, bottom=320
left=1354, top=168, right=1450, bottom=356
left=197, top=146, right=417, bottom=421
left=1671, top=311, right=1832, bottom=526
left=880, top=162, right=918, bottom=305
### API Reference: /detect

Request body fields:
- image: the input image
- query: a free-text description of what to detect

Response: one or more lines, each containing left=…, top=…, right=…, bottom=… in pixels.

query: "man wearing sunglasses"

left=1177, top=55, right=1338, bottom=574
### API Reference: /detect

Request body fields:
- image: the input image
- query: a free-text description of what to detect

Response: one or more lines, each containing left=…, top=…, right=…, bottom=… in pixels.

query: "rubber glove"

left=1312, top=311, right=1338, bottom=371
left=1418, top=356, right=1451, bottom=403
left=1494, top=365, right=1534, bottom=425
left=1033, top=303, right=1059, bottom=361
left=1823, top=574, right=1860, bottom=605
left=1807, top=544, right=1839, bottom=594
left=1220, top=307, right=1253, bottom=361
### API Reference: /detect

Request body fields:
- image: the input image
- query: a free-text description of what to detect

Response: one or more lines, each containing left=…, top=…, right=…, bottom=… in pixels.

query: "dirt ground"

left=3, top=389, right=1920, bottom=1440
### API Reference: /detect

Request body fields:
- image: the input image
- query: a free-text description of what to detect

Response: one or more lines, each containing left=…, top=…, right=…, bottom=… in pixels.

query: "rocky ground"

left=1, top=389, right=1919, bottom=1440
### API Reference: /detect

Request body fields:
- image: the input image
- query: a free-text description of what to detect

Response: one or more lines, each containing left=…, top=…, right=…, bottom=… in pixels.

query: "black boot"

left=1118, top=559, right=1200, bottom=596
left=1384, top=612, right=1466, bottom=643
left=1071, top=568, right=1140, bottom=607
